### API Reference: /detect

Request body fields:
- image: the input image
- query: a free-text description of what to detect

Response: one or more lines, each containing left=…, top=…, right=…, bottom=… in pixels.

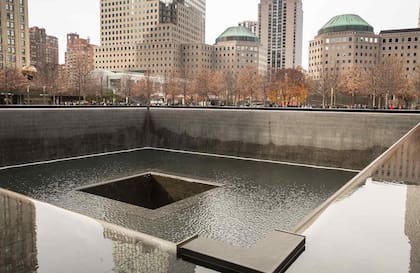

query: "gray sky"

left=29, top=0, right=420, bottom=68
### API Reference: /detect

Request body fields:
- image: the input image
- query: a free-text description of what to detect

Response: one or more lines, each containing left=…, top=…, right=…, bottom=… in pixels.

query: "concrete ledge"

left=178, top=230, right=305, bottom=273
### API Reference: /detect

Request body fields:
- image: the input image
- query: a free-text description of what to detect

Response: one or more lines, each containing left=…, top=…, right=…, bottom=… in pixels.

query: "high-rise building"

left=95, top=0, right=206, bottom=75
left=0, top=0, right=30, bottom=69
left=238, top=21, right=259, bottom=38
left=29, top=27, right=59, bottom=69
left=65, top=33, right=97, bottom=91
left=258, top=0, right=303, bottom=72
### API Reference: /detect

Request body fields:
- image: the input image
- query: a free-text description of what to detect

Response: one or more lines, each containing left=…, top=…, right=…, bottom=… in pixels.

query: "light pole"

left=42, top=85, right=47, bottom=105
left=22, top=65, right=37, bottom=105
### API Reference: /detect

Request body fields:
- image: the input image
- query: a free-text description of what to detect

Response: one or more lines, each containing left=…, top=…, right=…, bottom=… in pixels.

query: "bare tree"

left=192, top=68, right=213, bottom=106
left=0, top=67, right=26, bottom=95
left=412, top=66, right=420, bottom=108
left=134, top=71, right=154, bottom=106
left=222, top=71, right=238, bottom=106
left=338, top=67, right=368, bottom=106
left=238, top=66, right=260, bottom=106
left=309, top=67, right=340, bottom=108
left=0, top=67, right=27, bottom=104
left=270, top=68, right=308, bottom=107
left=179, top=64, right=192, bottom=105
left=365, top=57, right=408, bottom=108
left=166, top=70, right=182, bottom=106
left=210, top=70, right=224, bottom=105
left=119, top=74, right=135, bottom=105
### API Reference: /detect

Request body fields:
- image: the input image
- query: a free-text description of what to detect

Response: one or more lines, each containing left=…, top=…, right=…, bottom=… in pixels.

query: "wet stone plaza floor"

left=0, top=149, right=355, bottom=247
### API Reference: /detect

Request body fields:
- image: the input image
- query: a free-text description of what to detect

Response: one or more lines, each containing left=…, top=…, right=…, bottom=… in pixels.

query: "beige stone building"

left=308, top=14, right=379, bottom=80
left=181, top=26, right=266, bottom=77
left=0, top=0, right=30, bottom=69
left=258, top=0, right=303, bottom=72
left=379, top=28, right=420, bottom=79
left=95, top=0, right=205, bottom=75
left=95, top=0, right=266, bottom=78
left=308, top=14, right=420, bottom=81
left=213, top=26, right=266, bottom=75
left=181, top=43, right=214, bottom=76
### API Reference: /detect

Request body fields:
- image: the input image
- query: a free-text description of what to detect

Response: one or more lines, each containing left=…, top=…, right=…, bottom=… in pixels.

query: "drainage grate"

left=78, top=172, right=219, bottom=210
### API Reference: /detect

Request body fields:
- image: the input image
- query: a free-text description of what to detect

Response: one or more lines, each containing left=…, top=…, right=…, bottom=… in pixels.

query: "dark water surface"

left=0, top=149, right=355, bottom=246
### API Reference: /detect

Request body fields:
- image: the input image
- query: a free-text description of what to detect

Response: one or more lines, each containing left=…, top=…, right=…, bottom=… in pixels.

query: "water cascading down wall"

left=0, top=107, right=419, bottom=170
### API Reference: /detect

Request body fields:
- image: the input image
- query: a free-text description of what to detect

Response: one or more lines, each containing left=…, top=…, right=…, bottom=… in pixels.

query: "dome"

left=216, top=26, right=258, bottom=43
left=318, top=14, right=374, bottom=35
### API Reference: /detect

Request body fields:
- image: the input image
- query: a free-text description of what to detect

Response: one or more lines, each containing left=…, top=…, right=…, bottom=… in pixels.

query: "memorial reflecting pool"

left=0, top=149, right=355, bottom=247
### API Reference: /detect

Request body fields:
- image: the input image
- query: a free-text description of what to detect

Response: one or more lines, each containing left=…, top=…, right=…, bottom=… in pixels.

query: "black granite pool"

left=0, top=149, right=355, bottom=247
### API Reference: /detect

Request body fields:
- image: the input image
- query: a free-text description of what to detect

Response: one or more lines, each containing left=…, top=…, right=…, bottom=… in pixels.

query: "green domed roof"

left=319, top=14, right=374, bottom=35
left=216, top=26, right=258, bottom=43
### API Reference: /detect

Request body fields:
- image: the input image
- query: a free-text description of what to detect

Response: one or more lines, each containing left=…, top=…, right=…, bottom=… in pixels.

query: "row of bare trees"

left=0, top=65, right=73, bottom=105
left=116, top=66, right=309, bottom=107
left=2, top=55, right=418, bottom=108
left=0, top=64, right=311, bottom=106
left=311, top=58, right=420, bottom=108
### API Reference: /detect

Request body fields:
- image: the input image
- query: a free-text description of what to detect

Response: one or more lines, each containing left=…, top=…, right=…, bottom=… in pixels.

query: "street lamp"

left=21, top=65, right=37, bottom=105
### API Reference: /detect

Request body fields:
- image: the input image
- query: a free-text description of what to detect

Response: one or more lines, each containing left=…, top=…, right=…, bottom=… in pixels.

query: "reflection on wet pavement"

left=0, top=189, right=200, bottom=273
left=289, top=125, right=420, bottom=273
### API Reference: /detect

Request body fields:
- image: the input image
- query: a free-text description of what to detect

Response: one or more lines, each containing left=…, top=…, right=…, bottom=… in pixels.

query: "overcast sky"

left=29, top=0, right=420, bottom=68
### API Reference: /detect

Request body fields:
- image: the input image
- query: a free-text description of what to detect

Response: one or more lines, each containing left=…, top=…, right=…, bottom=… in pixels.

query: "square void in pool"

left=78, top=172, right=219, bottom=210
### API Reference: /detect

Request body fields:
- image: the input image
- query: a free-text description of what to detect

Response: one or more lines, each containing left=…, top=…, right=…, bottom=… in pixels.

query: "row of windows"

left=382, top=45, right=418, bottom=50
left=382, top=37, right=419, bottom=43
left=310, top=52, right=377, bottom=60
left=382, top=53, right=418, bottom=58
left=310, top=58, right=377, bottom=66
left=311, top=34, right=420, bottom=48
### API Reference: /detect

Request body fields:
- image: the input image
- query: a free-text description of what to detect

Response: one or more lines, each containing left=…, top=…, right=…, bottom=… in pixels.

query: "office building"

left=258, top=0, right=303, bottom=72
left=213, top=26, right=266, bottom=74
left=379, top=28, right=420, bottom=79
left=181, top=26, right=266, bottom=77
left=308, top=14, right=379, bottom=80
left=29, top=27, right=59, bottom=69
left=308, top=14, right=420, bottom=80
left=0, top=0, right=30, bottom=69
left=95, top=0, right=206, bottom=75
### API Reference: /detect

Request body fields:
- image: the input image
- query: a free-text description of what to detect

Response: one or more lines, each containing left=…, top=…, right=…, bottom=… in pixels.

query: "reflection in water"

left=0, top=191, right=38, bottom=273
left=372, top=126, right=420, bottom=272
left=406, top=186, right=420, bottom=273
left=0, top=150, right=354, bottom=246
left=373, top=127, right=420, bottom=185
left=103, top=227, right=196, bottom=273
left=289, top=125, right=420, bottom=273
left=288, top=181, right=412, bottom=273
left=0, top=188, right=199, bottom=273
